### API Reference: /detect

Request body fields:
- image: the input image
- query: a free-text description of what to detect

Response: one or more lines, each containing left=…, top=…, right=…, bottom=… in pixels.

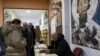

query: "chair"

left=73, top=47, right=83, bottom=56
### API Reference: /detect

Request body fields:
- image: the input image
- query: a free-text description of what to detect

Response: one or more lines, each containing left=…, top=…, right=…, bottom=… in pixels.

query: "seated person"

left=44, top=33, right=74, bottom=56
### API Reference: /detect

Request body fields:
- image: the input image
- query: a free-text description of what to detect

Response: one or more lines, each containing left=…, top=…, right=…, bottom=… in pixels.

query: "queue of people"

left=1, top=18, right=74, bottom=56
left=21, top=22, right=36, bottom=56
left=2, top=19, right=36, bottom=56
left=2, top=19, right=27, bottom=56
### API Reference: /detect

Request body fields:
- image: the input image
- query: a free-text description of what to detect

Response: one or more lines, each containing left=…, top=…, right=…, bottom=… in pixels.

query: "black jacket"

left=21, top=28, right=35, bottom=47
left=0, top=27, right=4, bottom=42
left=21, top=28, right=28, bottom=39
left=48, top=33, right=74, bottom=56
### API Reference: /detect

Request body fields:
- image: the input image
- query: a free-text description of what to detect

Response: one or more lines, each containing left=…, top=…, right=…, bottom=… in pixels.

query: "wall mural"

left=71, top=0, right=100, bottom=50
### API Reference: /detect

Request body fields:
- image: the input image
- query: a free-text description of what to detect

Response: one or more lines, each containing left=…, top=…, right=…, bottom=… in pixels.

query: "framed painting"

left=71, top=0, right=100, bottom=50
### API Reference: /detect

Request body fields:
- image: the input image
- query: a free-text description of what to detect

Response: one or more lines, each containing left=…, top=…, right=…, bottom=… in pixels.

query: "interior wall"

left=3, top=0, right=49, bottom=9
left=48, top=0, right=61, bottom=45
left=49, top=0, right=61, bottom=18
left=48, top=0, right=62, bottom=32
left=6, top=10, right=17, bottom=20
left=62, top=0, right=71, bottom=45
left=0, top=0, right=3, bottom=27
left=62, top=0, right=100, bottom=56
left=0, top=0, right=49, bottom=27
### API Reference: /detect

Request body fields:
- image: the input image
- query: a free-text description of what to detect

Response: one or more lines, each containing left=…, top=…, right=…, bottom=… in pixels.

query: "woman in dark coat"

left=46, top=33, right=74, bottom=56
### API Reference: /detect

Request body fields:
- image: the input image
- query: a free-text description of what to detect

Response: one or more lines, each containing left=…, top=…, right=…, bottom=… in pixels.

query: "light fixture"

left=27, top=10, right=31, bottom=13
left=36, top=22, right=39, bottom=26
left=28, top=20, right=31, bottom=23
left=5, top=19, right=8, bottom=21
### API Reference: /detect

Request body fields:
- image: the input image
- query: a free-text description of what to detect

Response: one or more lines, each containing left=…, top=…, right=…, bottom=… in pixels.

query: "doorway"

left=3, top=8, right=50, bottom=45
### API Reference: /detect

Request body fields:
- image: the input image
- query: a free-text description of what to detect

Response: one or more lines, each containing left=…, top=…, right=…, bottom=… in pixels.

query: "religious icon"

left=77, top=0, right=90, bottom=28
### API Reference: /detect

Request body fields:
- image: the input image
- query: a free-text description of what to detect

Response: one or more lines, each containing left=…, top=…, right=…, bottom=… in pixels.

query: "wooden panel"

left=3, top=0, right=49, bottom=2
left=0, top=0, right=3, bottom=27
left=3, top=0, right=49, bottom=9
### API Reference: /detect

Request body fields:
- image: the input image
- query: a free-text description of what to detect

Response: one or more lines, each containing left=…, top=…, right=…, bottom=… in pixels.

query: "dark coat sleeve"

left=50, top=40, right=66, bottom=55
left=49, top=40, right=73, bottom=56
left=48, top=41, right=55, bottom=49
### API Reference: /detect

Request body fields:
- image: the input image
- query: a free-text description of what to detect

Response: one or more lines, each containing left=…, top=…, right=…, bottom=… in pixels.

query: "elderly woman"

left=2, top=19, right=27, bottom=56
left=45, top=33, right=74, bottom=56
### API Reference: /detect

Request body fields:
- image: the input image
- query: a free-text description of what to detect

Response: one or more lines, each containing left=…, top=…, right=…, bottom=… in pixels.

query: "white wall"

left=62, top=0, right=71, bottom=45
left=62, top=0, right=100, bottom=56
left=6, top=10, right=17, bottom=20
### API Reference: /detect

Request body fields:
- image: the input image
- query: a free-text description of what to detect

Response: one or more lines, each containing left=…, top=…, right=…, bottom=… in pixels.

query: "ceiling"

left=4, top=9, right=47, bottom=26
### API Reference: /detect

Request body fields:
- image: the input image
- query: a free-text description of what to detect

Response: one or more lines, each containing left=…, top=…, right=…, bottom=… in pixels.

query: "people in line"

left=21, top=22, right=36, bottom=56
left=44, top=32, right=74, bottom=56
left=28, top=23, right=36, bottom=56
left=2, top=19, right=27, bottom=56
left=2, top=19, right=74, bottom=56
left=28, top=23, right=36, bottom=45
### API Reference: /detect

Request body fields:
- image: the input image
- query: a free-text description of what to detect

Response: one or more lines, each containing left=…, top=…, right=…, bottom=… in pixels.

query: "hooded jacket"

left=48, top=33, right=74, bottom=56
left=2, top=24, right=27, bottom=56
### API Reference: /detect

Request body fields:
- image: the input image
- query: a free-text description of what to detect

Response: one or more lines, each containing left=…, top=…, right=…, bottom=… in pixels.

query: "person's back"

left=56, top=37, right=73, bottom=56
left=21, top=22, right=28, bottom=39
left=2, top=19, right=27, bottom=56
left=28, top=23, right=36, bottom=56
left=21, top=28, right=28, bottom=39
left=29, top=24, right=36, bottom=45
